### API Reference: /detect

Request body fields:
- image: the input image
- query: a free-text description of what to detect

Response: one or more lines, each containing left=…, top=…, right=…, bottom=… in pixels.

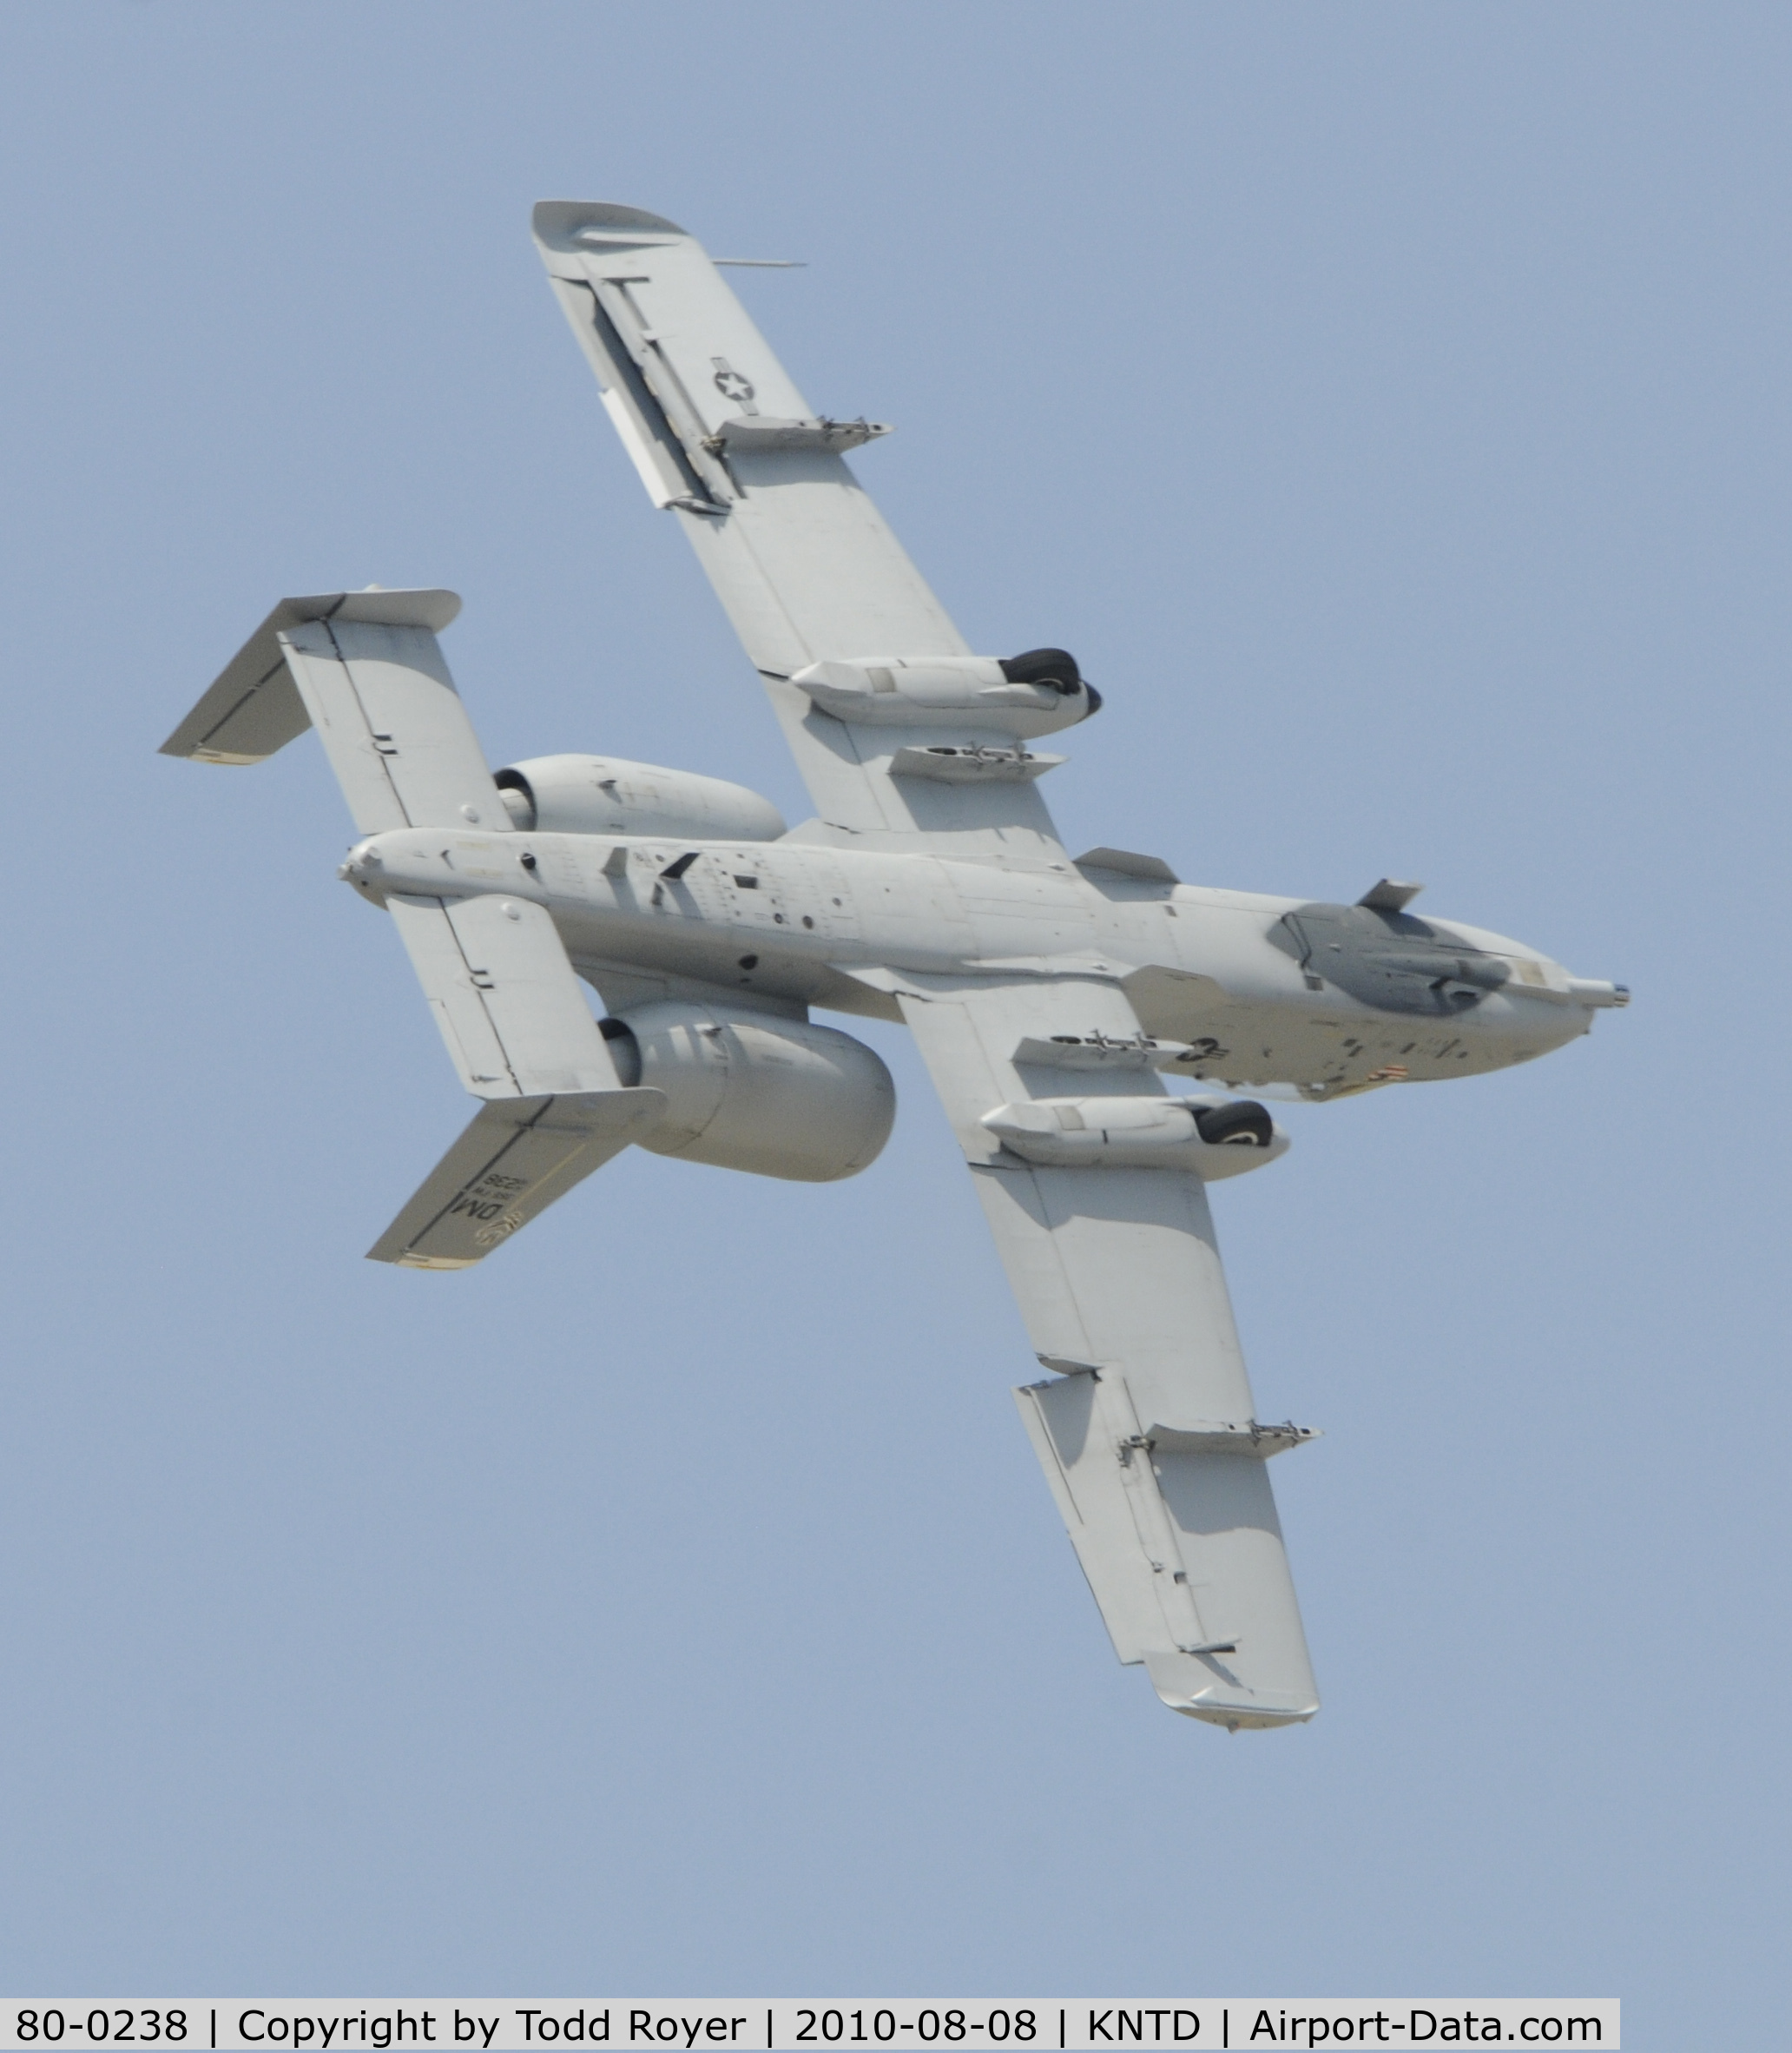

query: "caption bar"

left=0, top=2002, right=1618, bottom=2050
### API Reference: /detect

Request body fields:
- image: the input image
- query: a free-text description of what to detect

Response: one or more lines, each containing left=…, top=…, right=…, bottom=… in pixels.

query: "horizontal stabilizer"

left=369, top=1088, right=665, bottom=1270
left=161, top=589, right=461, bottom=767
left=275, top=612, right=501, bottom=835
left=387, top=893, right=631, bottom=1101
left=1016, top=1369, right=1319, bottom=1730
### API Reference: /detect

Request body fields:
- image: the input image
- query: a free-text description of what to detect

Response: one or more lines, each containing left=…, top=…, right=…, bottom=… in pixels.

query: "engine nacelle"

left=602, top=1002, right=895, bottom=1183
left=494, top=754, right=787, bottom=841
left=981, top=1094, right=1288, bottom=1180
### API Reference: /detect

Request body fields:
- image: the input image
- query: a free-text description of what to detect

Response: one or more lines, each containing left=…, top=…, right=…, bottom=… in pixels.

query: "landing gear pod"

left=789, top=651, right=1099, bottom=736
left=981, top=1095, right=1287, bottom=1178
left=601, top=1003, right=896, bottom=1182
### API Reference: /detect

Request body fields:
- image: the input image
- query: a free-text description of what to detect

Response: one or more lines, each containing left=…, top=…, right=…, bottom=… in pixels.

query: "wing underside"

left=897, top=971, right=1319, bottom=1727
left=532, top=200, right=1064, bottom=853
left=536, top=202, right=1317, bottom=1724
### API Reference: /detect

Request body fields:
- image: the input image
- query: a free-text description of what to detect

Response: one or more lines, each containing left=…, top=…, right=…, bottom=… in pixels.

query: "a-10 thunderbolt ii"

left=162, top=201, right=1628, bottom=1731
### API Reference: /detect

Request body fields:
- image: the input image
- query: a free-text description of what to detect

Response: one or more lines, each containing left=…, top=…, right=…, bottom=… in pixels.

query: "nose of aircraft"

left=1566, top=979, right=1630, bottom=1007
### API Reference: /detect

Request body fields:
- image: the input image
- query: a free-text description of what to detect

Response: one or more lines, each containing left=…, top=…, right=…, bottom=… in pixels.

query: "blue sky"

left=0, top=3, right=1785, bottom=2038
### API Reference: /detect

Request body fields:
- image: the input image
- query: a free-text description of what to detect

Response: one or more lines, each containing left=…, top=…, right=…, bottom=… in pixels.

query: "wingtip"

left=532, top=199, right=688, bottom=248
left=1145, top=1650, right=1319, bottom=1729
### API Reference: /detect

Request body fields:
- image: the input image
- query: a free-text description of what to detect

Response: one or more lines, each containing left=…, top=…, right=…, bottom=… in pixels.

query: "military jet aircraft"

left=161, top=201, right=1627, bottom=1730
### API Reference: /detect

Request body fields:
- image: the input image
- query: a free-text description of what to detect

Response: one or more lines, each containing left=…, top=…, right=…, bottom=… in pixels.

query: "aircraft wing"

left=532, top=201, right=1065, bottom=853
left=895, top=969, right=1320, bottom=1728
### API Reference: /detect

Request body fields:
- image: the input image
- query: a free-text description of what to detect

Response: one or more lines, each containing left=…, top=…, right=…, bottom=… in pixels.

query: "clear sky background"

left=0, top=3, right=1785, bottom=2038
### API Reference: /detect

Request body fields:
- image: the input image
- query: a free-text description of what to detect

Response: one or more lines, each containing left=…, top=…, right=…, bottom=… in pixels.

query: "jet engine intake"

left=494, top=755, right=787, bottom=841
left=982, top=1094, right=1287, bottom=1179
left=601, top=1002, right=895, bottom=1182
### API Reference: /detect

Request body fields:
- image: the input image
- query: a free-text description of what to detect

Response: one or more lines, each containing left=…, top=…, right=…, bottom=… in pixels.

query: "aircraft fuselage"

left=340, top=827, right=1620, bottom=1100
